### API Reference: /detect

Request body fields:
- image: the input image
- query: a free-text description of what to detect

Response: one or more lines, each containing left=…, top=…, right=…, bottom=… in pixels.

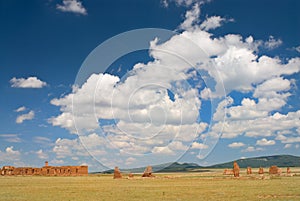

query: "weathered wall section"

left=1, top=162, right=88, bottom=176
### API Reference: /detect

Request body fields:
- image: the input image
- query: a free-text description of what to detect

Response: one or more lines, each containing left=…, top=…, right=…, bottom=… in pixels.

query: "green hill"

left=96, top=155, right=300, bottom=173
left=208, top=155, right=300, bottom=168
left=157, top=162, right=206, bottom=172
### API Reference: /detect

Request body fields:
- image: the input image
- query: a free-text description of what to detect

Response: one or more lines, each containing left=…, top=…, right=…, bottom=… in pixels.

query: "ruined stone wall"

left=233, top=161, right=240, bottom=177
left=247, top=167, right=252, bottom=174
left=269, top=166, right=281, bottom=175
left=223, top=169, right=233, bottom=175
left=1, top=164, right=88, bottom=176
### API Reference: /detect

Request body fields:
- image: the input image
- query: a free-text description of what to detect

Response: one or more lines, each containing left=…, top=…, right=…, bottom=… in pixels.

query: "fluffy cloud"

left=15, top=106, right=26, bottom=112
left=161, top=0, right=169, bottom=7
left=56, top=0, right=87, bottom=15
left=253, top=77, right=291, bottom=99
left=10, top=77, right=47, bottom=88
left=16, top=110, right=35, bottom=124
left=49, top=57, right=206, bottom=167
left=212, top=110, right=300, bottom=140
left=53, top=138, right=85, bottom=159
left=228, top=142, right=245, bottom=148
left=153, top=25, right=300, bottom=98
left=0, top=146, right=21, bottom=162
left=284, top=144, right=292, bottom=149
left=276, top=135, right=300, bottom=144
left=191, top=142, right=208, bottom=149
left=163, top=0, right=205, bottom=7
left=125, top=157, right=136, bottom=165
left=264, top=36, right=282, bottom=50
left=50, top=159, right=65, bottom=165
left=179, top=3, right=200, bottom=30
left=256, top=138, right=276, bottom=146
left=242, top=146, right=264, bottom=152
left=53, top=134, right=108, bottom=159
left=50, top=4, right=300, bottom=168
left=200, top=16, right=227, bottom=31
left=36, top=149, right=48, bottom=159
left=293, top=46, right=300, bottom=53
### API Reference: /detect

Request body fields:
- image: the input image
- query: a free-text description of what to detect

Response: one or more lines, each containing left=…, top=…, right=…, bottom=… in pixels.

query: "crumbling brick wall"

left=1, top=163, right=88, bottom=176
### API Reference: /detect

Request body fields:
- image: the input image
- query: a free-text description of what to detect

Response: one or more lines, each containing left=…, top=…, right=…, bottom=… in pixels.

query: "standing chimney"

left=45, top=161, right=48, bottom=167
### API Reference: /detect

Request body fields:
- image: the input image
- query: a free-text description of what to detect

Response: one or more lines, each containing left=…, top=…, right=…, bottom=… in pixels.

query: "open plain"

left=1, top=168, right=300, bottom=201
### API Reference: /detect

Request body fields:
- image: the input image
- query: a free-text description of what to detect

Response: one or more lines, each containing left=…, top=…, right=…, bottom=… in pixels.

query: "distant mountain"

left=158, top=155, right=300, bottom=171
left=100, top=162, right=203, bottom=173
left=157, top=162, right=205, bottom=172
left=96, top=155, right=300, bottom=173
left=207, top=155, right=300, bottom=168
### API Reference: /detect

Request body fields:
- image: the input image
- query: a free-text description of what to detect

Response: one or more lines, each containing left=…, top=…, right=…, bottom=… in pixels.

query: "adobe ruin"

left=0, top=161, right=88, bottom=176
left=269, top=165, right=281, bottom=175
left=247, top=167, right=252, bottom=174
left=128, top=172, right=134, bottom=178
left=233, top=161, right=240, bottom=177
left=142, top=166, right=154, bottom=177
left=258, top=167, right=264, bottom=174
left=223, top=169, right=233, bottom=175
left=287, top=167, right=291, bottom=174
left=113, top=166, right=122, bottom=179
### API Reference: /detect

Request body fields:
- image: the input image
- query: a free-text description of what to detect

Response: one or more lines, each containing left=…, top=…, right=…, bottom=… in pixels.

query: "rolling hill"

left=207, top=155, right=300, bottom=169
left=97, top=155, right=300, bottom=173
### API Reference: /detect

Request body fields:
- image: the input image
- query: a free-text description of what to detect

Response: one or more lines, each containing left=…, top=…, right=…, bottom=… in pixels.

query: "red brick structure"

left=233, top=161, right=240, bottom=177
left=0, top=162, right=88, bottom=176
left=113, top=166, right=122, bottom=179
left=258, top=167, right=264, bottom=174
left=142, top=166, right=154, bottom=177
left=247, top=167, right=252, bottom=174
left=223, top=169, right=233, bottom=175
left=128, top=172, right=134, bottom=178
left=269, top=165, right=281, bottom=175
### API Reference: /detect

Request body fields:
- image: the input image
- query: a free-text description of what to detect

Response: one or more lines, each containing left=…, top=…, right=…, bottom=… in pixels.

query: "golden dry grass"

left=1, top=168, right=300, bottom=201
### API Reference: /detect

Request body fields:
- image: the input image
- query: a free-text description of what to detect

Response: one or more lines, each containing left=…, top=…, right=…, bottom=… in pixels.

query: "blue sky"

left=0, top=0, right=300, bottom=171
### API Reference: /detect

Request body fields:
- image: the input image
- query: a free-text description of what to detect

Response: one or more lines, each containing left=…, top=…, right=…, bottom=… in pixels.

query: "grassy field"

left=1, top=169, right=300, bottom=201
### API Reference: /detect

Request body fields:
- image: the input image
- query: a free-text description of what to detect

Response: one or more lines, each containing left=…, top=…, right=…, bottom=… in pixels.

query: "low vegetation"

left=1, top=168, right=300, bottom=201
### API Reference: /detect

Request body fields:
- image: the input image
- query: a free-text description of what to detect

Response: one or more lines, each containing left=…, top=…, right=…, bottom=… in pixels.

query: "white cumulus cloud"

left=36, top=149, right=48, bottom=159
left=56, top=0, right=87, bottom=15
left=15, top=106, right=26, bottom=112
left=191, top=142, right=208, bottom=149
left=293, top=45, right=300, bottom=53
left=10, top=77, right=47, bottom=88
left=163, top=0, right=205, bottom=7
left=284, top=144, right=292, bottom=149
left=264, top=35, right=282, bottom=50
left=256, top=138, right=276, bottom=146
left=242, top=146, right=264, bottom=152
left=200, top=16, right=227, bottom=31
left=16, top=110, right=35, bottom=124
left=228, top=142, right=245, bottom=148
left=49, top=3, right=300, bottom=168
left=179, top=3, right=200, bottom=30
left=0, top=146, right=21, bottom=163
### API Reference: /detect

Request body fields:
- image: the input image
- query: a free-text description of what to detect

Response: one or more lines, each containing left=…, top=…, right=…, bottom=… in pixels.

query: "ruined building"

left=247, top=167, right=252, bottom=174
left=142, top=166, right=154, bottom=177
left=113, top=166, right=122, bottom=179
left=269, top=165, right=281, bottom=175
left=233, top=161, right=240, bottom=177
left=258, top=167, right=264, bottom=174
left=287, top=167, right=291, bottom=174
left=0, top=161, right=88, bottom=176
left=223, top=169, right=233, bottom=175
